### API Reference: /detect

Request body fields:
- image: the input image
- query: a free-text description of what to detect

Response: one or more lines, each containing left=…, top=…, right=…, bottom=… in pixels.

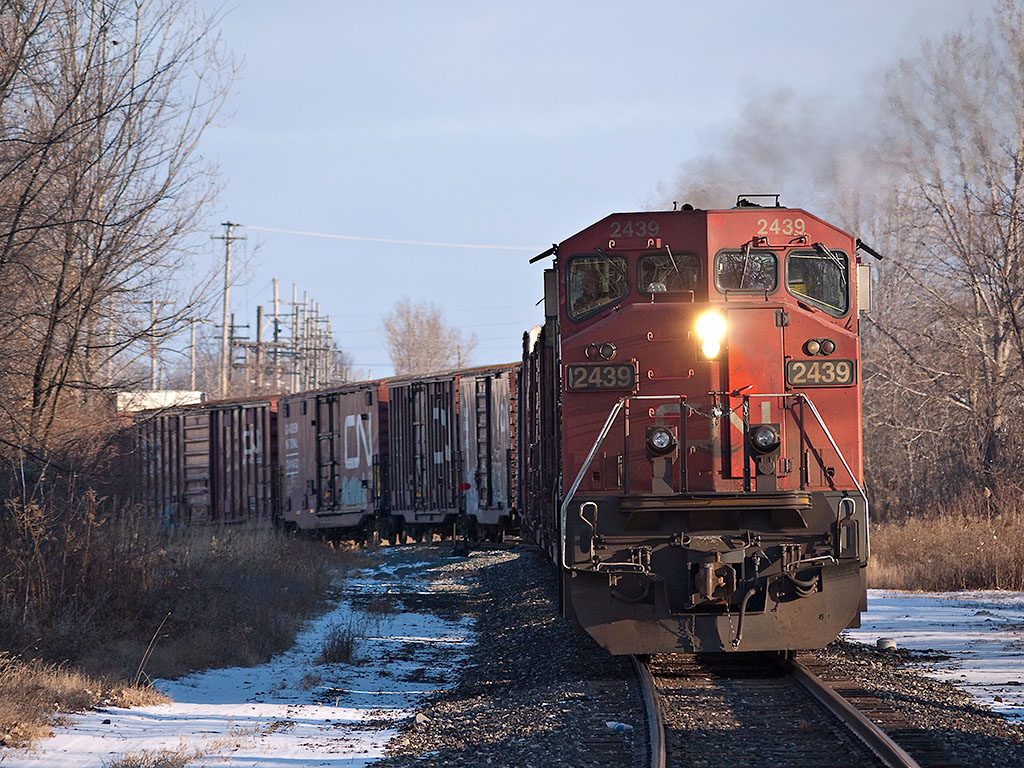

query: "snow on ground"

left=3, top=548, right=486, bottom=768
left=845, top=589, right=1024, bottom=721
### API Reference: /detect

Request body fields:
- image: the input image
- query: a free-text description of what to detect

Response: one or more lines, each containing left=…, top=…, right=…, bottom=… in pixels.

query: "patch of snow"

left=4, top=548, right=495, bottom=767
left=845, top=589, right=1024, bottom=720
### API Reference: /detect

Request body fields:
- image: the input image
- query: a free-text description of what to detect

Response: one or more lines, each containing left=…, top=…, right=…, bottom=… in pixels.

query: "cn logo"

left=433, top=406, right=451, bottom=464
left=243, top=429, right=261, bottom=456
left=344, top=414, right=373, bottom=469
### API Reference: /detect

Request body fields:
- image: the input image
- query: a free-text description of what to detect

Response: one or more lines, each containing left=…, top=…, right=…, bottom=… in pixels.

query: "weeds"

left=0, top=653, right=164, bottom=749
left=298, top=671, right=322, bottom=689
left=869, top=511, right=1024, bottom=591
left=318, top=618, right=365, bottom=665
left=0, top=490, right=359, bottom=750
left=103, top=745, right=204, bottom=768
left=364, top=594, right=397, bottom=615
left=0, top=500, right=355, bottom=680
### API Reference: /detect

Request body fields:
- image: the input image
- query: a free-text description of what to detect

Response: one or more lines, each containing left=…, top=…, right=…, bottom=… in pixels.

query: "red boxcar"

left=276, top=382, right=387, bottom=538
left=520, top=201, right=871, bottom=654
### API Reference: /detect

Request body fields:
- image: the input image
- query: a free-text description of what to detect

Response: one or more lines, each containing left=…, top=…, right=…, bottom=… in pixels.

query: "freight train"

left=133, top=364, right=517, bottom=544
left=132, top=198, right=872, bottom=655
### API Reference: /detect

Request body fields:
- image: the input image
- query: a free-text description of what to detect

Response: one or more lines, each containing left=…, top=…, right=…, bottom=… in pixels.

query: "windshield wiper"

left=812, top=242, right=848, bottom=284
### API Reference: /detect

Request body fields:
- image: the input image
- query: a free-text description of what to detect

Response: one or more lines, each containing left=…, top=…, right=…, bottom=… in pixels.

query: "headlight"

left=749, top=424, right=780, bottom=454
left=646, top=426, right=677, bottom=455
left=696, top=311, right=726, bottom=359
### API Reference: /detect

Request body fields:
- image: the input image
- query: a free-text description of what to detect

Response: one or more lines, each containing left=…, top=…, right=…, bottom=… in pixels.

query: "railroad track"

left=632, top=652, right=965, bottom=768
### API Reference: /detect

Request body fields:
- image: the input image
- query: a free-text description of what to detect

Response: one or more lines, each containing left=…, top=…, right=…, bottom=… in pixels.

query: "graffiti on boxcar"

left=344, top=414, right=372, bottom=469
left=340, top=475, right=367, bottom=509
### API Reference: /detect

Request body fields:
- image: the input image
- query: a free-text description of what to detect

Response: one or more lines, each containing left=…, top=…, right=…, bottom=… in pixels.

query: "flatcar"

left=520, top=198, right=872, bottom=654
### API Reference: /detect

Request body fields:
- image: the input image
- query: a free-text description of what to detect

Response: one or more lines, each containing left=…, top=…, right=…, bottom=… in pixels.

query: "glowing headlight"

left=696, top=311, right=727, bottom=359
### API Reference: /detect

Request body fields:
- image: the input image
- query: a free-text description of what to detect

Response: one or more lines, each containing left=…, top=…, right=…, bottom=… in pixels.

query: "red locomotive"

left=520, top=198, right=871, bottom=654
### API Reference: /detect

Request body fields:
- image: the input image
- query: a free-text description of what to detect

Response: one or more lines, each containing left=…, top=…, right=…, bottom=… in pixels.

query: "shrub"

left=0, top=495, right=358, bottom=680
left=317, top=619, right=365, bottom=665
left=0, top=653, right=164, bottom=749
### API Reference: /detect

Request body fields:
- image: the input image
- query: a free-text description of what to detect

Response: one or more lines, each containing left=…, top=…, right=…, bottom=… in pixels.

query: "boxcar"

left=387, top=364, right=517, bottom=541
left=135, top=396, right=278, bottom=526
left=276, top=381, right=388, bottom=539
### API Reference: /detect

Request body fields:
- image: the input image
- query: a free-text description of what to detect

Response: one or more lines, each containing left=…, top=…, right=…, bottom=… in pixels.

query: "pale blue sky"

left=194, top=0, right=985, bottom=377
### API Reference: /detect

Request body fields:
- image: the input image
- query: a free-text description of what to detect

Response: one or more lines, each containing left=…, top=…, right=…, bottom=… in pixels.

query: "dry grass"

left=0, top=493, right=361, bottom=751
left=868, top=511, right=1024, bottom=591
left=0, top=653, right=165, bottom=749
left=317, top=619, right=365, bottom=665
left=0, top=503, right=358, bottom=680
left=363, top=594, right=397, bottom=615
left=103, top=745, right=204, bottom=768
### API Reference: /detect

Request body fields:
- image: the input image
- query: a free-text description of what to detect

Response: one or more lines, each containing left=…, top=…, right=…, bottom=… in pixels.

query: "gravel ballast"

left=372, top=546, right=1024, bottom=767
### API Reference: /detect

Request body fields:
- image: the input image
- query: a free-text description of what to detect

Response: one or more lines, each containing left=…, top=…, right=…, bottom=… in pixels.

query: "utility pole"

left=189, top=318, right=198, bottom=390
left=255, top=305, right=265, bottom=390
left=211, top=222, right=246, bottom=398
left=132, top=299, right=172, bottom=390
left=149, top=300, right=158, bottom=389
left=291, top=284, right=300, bottom=392
left=272, top=279, right=282, bottom=391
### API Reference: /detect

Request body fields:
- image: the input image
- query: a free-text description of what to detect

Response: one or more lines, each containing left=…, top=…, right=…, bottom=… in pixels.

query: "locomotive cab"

left=526, top=202, right=870, bottom=655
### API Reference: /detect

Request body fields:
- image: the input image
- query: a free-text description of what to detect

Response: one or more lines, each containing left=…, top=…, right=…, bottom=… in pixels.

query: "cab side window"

left=568, top=255, right=628, bottom=320
left=639, top=251, right=701, bottom=293
left=787, top=249, right=849, bottom=315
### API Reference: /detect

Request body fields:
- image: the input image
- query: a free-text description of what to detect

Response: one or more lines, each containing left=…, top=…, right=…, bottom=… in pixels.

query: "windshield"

left=639, top=251, right=701, bottom=293
left=787, top=249, right=849, bottom=315
left=568, top=254, right=628, bottom=319
left=715, top=250, right=778, bottom=292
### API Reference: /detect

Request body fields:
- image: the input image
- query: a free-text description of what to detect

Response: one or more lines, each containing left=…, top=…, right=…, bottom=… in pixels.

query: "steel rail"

left=630, top=656, right=666, bottom=768
left=788, top=657, right=922, bottom=768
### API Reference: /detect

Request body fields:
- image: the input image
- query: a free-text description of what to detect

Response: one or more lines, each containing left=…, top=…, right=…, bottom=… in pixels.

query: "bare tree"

left=381, top=297, right=478, bottom=375
left=861, top=0, right=1024, bottom=507
left=0, top=0, right=233, bottom=470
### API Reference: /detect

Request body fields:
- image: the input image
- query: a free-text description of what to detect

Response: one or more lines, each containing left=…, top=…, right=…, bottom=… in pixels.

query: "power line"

left=238, top=224, right=541, bottom=252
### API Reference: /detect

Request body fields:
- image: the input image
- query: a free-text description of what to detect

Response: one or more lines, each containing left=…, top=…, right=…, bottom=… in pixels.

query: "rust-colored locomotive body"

left=521, top=203, right=870, bottom=654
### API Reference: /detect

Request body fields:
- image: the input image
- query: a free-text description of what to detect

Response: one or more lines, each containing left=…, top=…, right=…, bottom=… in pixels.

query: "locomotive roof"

left=556, top=205, right=854, bottom=250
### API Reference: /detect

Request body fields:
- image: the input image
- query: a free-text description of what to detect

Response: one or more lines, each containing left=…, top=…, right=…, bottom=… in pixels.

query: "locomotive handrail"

left=559, top=395, right=686, bottom=570
left=744, top=392, right=868, bottom=506
left=559, top=392, right=868, bottom=571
